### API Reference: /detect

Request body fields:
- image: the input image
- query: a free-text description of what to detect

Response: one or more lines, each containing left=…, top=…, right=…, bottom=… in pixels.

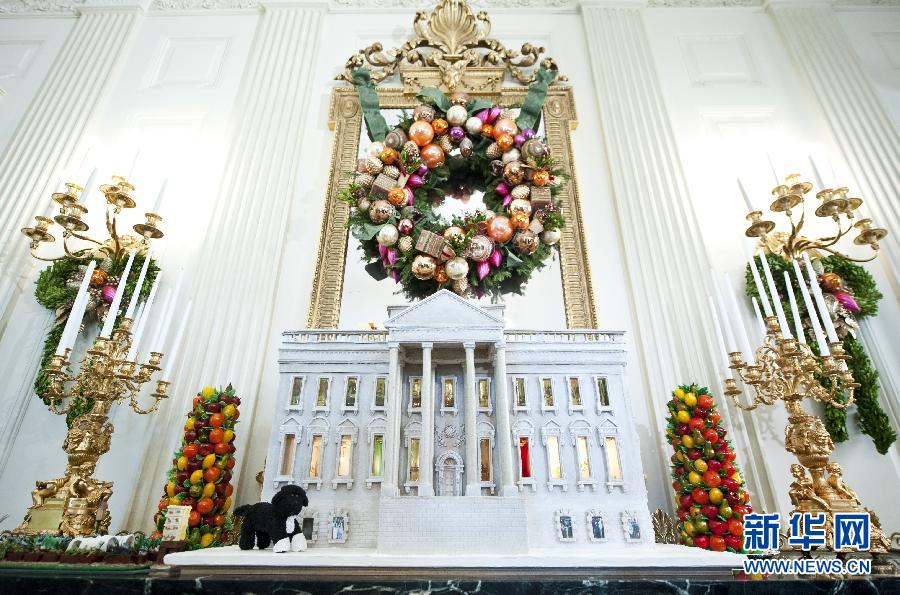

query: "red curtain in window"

left=519, top=437, right=531, bottom=478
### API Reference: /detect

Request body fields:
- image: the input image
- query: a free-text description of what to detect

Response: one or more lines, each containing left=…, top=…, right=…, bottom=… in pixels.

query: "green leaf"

left=416, top=88, right=451, bottom=113
left=352, top=223, right=384, bottom=241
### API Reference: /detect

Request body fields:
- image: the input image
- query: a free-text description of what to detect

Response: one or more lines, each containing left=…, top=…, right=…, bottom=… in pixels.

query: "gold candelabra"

left=15, top=318, right=170, bottom=537
left=744, top=173, right=887, bottom=262
left=723, top=316, right=890, bottom=552
left=21, top=175, right=164, bottom=263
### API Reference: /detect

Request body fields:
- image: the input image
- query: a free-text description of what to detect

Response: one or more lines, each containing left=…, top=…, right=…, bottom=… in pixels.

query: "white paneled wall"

left=0, top=0, right=897, bottom=535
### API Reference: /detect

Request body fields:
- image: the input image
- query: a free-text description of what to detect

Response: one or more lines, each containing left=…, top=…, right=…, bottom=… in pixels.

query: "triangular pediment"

left=385, top=290, right=505, bottom=329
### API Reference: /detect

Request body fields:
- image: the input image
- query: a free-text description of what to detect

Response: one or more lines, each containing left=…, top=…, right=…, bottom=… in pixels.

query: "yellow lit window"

left=280, top=434, right=296, bottom=476
left=411, top=378, right=422, bottom=408
left=337, top=435, right=353, bottom=477
left=479, top=438, right=491, bottom=482
left=371, top=434, right=384, bottom=476
left=576, top=436, right=592, bottom=480
left=569, top=378, right=582, bottom=406
left=546, top=435, right=562, bottom=480
left=345, top=377, right=358, bottom=408
left=443, top=378, right=455, bottom=408
left=514, top=378, right=527, bottom=407
left=605, top=436, right=623, bottom=481
left=374, top=378, right=386, bottom=407
left=308, top=435, right=323, bottom=478
left=478, top=379, right=490, bottom=408
left=289, top=378, right=303, bottom=406
left=542, top=378, right=554, bottom=407
left=316, top=378, right=329, bottom=407
left=408, top=438, right=420, bottom=482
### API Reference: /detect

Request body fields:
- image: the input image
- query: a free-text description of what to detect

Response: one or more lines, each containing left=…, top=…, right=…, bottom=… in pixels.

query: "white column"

left=0, top=3, right=140, bottom=326
left=382, top=342, right=401, bottom=497
left=463, top=341, right=479, bottom=496
left=128, top=0, right=326, bottom=528
left=580, top=0, right=777, bottom=514
left=493, top=343, right=516, bottom=496
left=767, top=0, right=900, bottom=291
left=419, top=342, right=434, bottom=496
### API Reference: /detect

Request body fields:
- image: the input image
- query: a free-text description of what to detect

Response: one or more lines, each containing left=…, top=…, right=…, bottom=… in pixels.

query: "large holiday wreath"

left=338, top=69, right=565, bottom=299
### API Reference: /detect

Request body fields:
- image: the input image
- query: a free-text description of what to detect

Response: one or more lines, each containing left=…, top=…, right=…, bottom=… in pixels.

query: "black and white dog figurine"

left=234, top=484, right=309, bottom=553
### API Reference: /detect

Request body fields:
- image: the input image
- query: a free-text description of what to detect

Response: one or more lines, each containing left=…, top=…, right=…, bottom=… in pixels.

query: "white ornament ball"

left=540, top=228, right=562, bottom=245
left=377, top=223, right=399, bottom=246
left=465, top=116, right=483, bottom=136
left=366, top=142, right=385, bottom=159
left=502, top=148, right=521, bottom=164
left=446, top=105, right=468, bottom=126
left=445, top=256, right=469, bottom=280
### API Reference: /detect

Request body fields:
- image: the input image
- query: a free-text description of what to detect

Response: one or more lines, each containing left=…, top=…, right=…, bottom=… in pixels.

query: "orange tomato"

left=209, top=428, right=224, bottom=444
left=209, top=413, right=224, bottom=428
left=213, top=514, right=225, bottom=527
left=188, top=510, right=201, bottom=527
left=183, top=444, right=199, bottom=459
left=158, top=498, right=169, bottom=511
left=197, top=498, right=214, bottom=515
left=204, top=467, right=221, bottom=484
left=224, top=484, right=234, bottom=497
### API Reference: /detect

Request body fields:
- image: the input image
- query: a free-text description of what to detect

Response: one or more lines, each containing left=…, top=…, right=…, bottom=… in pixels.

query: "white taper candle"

left=792, top=259, right=829, bottom=355
left=766, top=153, right=780, bottom=185
left=150, top=178, right=167, bottom=215
left=737, top=179, right=753, bottom=212
left=759, top=253, right=792, bottom=337
left=100, top=250, right=136, bottom=338
left=751, top=297, right=766, bottom=340
left=80, top=168, right=97, bottom=209
left=124, top=250, right=152, bottom=319
left=802, top=252, right=839, bottom=344
left=56, top=261, right=96, bottom=355
left=783, top=270, right=806, bottom=344
left=128, top=273, right=161, bottom=360
left=724, top=272, right=755, bottom=363
left=707, top=294, right=733, bottom=372
left=748, top=255, right=773, bottom=317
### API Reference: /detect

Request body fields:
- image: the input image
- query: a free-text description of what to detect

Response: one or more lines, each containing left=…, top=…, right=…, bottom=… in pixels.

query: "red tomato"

left=188, top=511, right=201, bottom=527
left=703, top=471, right=722, bottom=488
left=710, top=535, right=726, bottom=552
left=722, top=451, right=736, bottom=462
left=226, top=458, right=236, bottom=469
left=213, top=514, right=225, bottom=527
left=680, top=494, right=693, bottom=508
left=183, top=444, right=199, bottom=459
left=703, top=429, right=719, bottom=444
left=697, top=394, right=714, bottom=410
left=204, top=467, right=221, bottom=483
left=214, top=443, right=230, bottom=455
left=728, top=519, right=744, bottom=536
left=701, top=505, right=720, bottom=519
left=709, top=411, right=721, bottom=424
left=725, top=534, right=743, bottom=551
left=225, top=484, right=234, bottom=497
left=693, top=535, right=710, bottom=549
left=691, top=488, right=709, bottom=504
left=688, top=417, right=705, bottom=431
left=197, top=498, right=214, bottom=515
left=209, top=413, right=225, bottom=428
left=158, top=498, right=169, bottom=511
left=209, top=428, right=224, bottom=444
left=708, top=519, right=727, bottom=536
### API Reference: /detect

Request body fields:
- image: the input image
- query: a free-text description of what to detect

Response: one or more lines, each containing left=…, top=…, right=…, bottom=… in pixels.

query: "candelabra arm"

left=29, top=248, right=66, bottom=262
left=61, top=237, right=94, bottom=260
left=105, top=208, right=121, bottom=257
left=807, top=243, right=878, bottom=263
left=815, top=219, right=854, bottom=248
left=68, top=231, right=104, bottom=247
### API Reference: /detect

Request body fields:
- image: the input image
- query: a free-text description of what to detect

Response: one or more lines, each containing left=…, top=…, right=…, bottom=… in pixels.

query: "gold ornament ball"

left=503, top=161, right=525, bottom=186
left=445, top=256, right=469, bottom=280
left=540, top=228, right=562, bottom=245
left=449, top=92, right=470, bottom=106
left=510, top=211, right=530, bottom=230
left=502, top=148, right=521, bottom=164
left=508, top=198, right=533, bottom=217
left=413, top=104, right=436, bottom=123
left=465, top=116, right=483, bottom=136
left=446, top=105, right=468, bottom=126
left=496, top=133, right=515, bottom=153
left=357, top=197, right=371, bottom=212
left=531, top=169, right=550, bottom=187
left=820, top=272, right=842, bottom=292
left=481, top=123, right=494, bottom=139
left=369, top=199, right=395, bottom=224
left=90, top=268, right=109, bottom=287
left=434, top=265, right=449, bottom=284
left=492, top=118, right=518, bottom=140
left=432, top=118, right=450, bottom=136
left=466, top=235, right=494, bottom=262
left=387, top=187, right=407, bottom=207
left=487, top=216, right=513, bottom=243
left=380, top=147, right=399, bottom=165
left=513, top=229, right=539, bottom=254
left=420, top=143, right=445, bottom=168
left=443, top=226, right=466, bottom=244
left=409, top=120, right=436, bottom=147
left=412, top=254, right=437, bottom=280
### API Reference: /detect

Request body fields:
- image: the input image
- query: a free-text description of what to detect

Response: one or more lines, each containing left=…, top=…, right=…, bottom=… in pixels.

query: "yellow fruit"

left=681, top=435, right=694, bottom=448
left=674, top=388, right=686, bottom=400
left=676, top=410, right=690, bottom=424
left=166, top=482, right=176, bottom=498
left=709, top=487, right=723, bottom=504
left=223, top=496, right=231, bottom=512
left=200, top=533, right=214, bottom=548
left=732, top=472, right=741, bottom=484
left=223, top=404, right=236, bottom=419
left=185, top=417, right=195, bottom=431
left=693, top=459, right=708, bottom=473
left=683, top=521, right=695, bottom=536
left=676, top=451, right=685, bottom=462
left=684, top=393, right=697, bottom=407
left=201, top=386, right=215, bottom=399
left=223, top=429, right=235, bottom=444
left=202, top=454, right=216, bottom=469
left=688, top=471, right=702, bottom=486
left=177, top=456, right=187, bottom=471
left=203, top=482, right=216, bottom=498
left=190, top=470, right=203, bottom=485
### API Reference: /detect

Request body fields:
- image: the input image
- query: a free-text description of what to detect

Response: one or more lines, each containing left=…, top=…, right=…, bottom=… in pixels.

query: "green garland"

left=744, top=253, right=895, bottom=453
left=33, top=253, right=159, bottom=426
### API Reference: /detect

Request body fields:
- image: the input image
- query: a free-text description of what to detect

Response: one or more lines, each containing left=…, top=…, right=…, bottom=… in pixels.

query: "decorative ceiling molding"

left=0, top=0, right=83, bottom=13
left=646, top=0, right=761, bottom=6
left=148, top=0, right=258, bottom=9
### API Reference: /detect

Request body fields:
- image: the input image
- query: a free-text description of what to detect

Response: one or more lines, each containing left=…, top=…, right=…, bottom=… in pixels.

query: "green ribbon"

left=351, top=68, right=389, bottom=142
left=516, top=66, right=557, bottom=132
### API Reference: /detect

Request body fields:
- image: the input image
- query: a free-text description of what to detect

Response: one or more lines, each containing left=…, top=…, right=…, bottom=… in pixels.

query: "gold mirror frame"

left=306, top=0, right=596, bottom=329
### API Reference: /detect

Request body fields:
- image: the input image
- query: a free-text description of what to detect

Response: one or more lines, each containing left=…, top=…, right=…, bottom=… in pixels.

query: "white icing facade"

left=262, top=291, right=650, bottom=551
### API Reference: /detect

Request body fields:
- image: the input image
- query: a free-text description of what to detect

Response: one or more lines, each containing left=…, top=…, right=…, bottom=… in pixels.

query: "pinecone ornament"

left=486, top=142, right=502, bottom=159
left=511, top=185, right=530, bottom=200
left=365, top=156, right=384, bottom=175
left=500, top=109, right=517, bottom=121
left=355, top=173, right=375, bottom=190
left=398, top=235, right=414, bottom=254
left=382, top=165, right=401, bottom=180
left=437, top=134, right=453, bottom=153
left=452, top=277, right=469, bottom=296
left=402, top=141, right=419, bottom=160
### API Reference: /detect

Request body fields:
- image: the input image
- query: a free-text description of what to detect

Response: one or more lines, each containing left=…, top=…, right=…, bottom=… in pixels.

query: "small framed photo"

left=621, top=511, right=642, bottom=543
left=554, top=509, right=576, bottom=542
left=586, top=509, right=607, bottom=543
left=329, top=510, right=349, bottom=544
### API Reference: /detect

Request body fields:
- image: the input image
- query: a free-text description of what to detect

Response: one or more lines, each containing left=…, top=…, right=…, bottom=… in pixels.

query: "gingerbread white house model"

left=262, top=291, right=651, bottom=552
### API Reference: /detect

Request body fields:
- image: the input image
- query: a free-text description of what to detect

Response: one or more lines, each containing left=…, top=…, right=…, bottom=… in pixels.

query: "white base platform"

left=163, top=544, right=747, bottom=578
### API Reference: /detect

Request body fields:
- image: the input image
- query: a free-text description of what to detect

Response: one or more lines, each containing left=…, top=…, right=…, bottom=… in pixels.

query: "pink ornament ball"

left=488, top=107, right=502, bottom=123
left=477, top=110, right=489, bottom=124
left=407, top=174, right=424, bottom=188
left=495, top=182, right=510, bottom=197
left=449, top=127, right=466, bottom=143
left=398, top=218, right=414, bottom=235
left=513, top=133, right=526, bottom=146
left=101, top=284, right=117, bottom=303
left=417, top=164, right=429, bottom=176
left=522, top=128, right=535, bottom=139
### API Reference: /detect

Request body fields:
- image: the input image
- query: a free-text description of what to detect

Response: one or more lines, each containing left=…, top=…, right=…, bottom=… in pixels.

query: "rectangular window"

left=408, top=438, right=420, bottom=482
left=479, top=438, right=491, bottom=482
left=374, top=377, right=386, bottom=408
left=518, top=437, right=531, bottom=478
left=289, top=377, right=303, bottom=407
left=604, top=436, right=623, bottom=481
left=478, top=379, right=490, bottom=409
left=344, top=377, right=358, bottom=408
left=411, top=378, right=422, bottom=408
left=542, top=378, right=554, bottom=407
left=371, top=434, right=384, bottom=476
left=280, top=434, right=296, bottom=476
left=514, top=377, right=527, bottom=408
left=316, top=378, right=329, bottom=408
left=308, top=435, right=323, bottom=478
left=597, top=377, right=610, bottom=407
left=569, top=377, right=582, bottom=406
left=337, top=435, right=353, bottom=477
left=443, top=378, right=455, bottom=408
left=546, top=435, right=562, bottom=480
left=576, top=436, right=592, bottom=480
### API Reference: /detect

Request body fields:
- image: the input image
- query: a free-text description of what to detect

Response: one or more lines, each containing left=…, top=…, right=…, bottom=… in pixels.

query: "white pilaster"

left=579, top=0, right=778, bottom=513
left=382, top=342, right=401, bottom=496
left=420, top=342, right=434, bottom=496
left=493, top=342, right=516, bottom=497
left=766, top=0, right=900, bottom=293
left=0, top=4, right=140, bottom=329
left=128, top=0, right=326, bottom=528
left=463, top=341, right=479, bottom=495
